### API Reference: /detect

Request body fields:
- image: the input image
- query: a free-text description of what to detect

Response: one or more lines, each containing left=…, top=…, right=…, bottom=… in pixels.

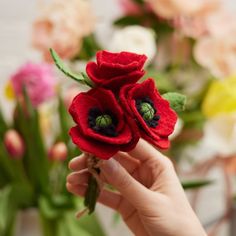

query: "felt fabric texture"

left=86, top=50, right=147, bottom=91
left=69, top=87, right=140, bottom=159
left=120, top=78, right=177, bottom=149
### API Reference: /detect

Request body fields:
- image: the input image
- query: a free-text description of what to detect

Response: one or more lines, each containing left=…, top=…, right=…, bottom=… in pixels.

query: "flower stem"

left=83, top=155, right=101, bottom=214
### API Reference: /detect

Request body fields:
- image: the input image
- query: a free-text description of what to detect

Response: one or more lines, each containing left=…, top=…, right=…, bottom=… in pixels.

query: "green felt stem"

left=84, top=174, right=100, bottom=214
left=49, top=48, right=93, bottom=87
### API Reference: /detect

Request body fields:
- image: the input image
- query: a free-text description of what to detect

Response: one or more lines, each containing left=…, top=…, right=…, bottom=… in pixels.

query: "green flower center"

left=95, top=114, right=113, bottom=128
left=140, top=102, right=155, bottom=121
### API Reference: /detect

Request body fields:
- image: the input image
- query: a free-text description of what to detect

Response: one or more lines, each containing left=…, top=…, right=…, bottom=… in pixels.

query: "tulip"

left=4, top=129, right=25, bottom=159
left=48, top=142, right=67, bottom=161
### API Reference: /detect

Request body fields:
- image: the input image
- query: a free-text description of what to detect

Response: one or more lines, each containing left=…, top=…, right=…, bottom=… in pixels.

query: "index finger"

left=128, top=139, right=166, bottom=164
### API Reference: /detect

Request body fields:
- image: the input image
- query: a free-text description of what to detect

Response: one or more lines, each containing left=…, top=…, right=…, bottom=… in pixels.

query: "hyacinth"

left=11, top=62, right=57, bottom=107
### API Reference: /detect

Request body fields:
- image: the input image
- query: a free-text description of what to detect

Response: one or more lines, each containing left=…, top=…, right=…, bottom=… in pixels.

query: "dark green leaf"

left=182, top=179, right=213, bottom=190
left=133, top=0, right=144, bottom=5
left=114, top=15, right=143, bottom=26
left=76, top=35, right=101, bottom=61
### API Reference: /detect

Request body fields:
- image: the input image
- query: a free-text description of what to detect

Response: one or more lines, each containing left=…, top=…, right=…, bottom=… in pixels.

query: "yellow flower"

left=202, top=75, right=236, bottom=117
left=4, top=81, right=15, bottom=100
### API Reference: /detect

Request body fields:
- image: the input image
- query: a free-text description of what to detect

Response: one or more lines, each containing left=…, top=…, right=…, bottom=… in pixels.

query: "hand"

left=67, top=139, right=207, bottom=236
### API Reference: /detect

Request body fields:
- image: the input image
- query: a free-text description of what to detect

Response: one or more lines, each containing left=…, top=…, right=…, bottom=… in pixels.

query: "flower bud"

left=4, top=129, right=25, bottom=159
left=49, top=142, right=67, bottom=161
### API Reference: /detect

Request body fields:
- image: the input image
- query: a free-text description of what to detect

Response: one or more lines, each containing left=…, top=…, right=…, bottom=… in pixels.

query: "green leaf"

left=133, top=0, right=144, bottom=5
left=162, top=92, right=187, bottom=113
left=0, top=186, right=18, bottom=236
left=58, top=213, right=92, bottom=236
left=14, top=91, right=49, bottom=196
left=143, top=70, right=175, bottom=92
left=77, top=212, right=106, bottom=236
left=0, top=105, right=8, bottom=138
left=49, top=48, right=93, bottom=87
left=76, top=35, right=101, bottom=61
left=182, top=179, right=213, bottom=190
left=114, top=15, right=143, bottom=26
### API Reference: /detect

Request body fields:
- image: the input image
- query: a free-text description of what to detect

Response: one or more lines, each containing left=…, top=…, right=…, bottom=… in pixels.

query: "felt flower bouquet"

left=50, top=49, right=186, bottom=214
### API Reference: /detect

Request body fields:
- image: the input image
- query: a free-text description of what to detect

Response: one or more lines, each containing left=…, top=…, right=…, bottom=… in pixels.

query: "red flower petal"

left=119, top=78, right=177, bottom=150
left=87, top=88, right=125, bottom=132
left=86, top=50, right=147, bottom=90
left=120, top=84, right=134, bottom=115
left=97, top=50, right=147, bottom=71
left=151, top=97, right=177, bottom=137
left=86, top=62, right=144, bottom=90
left=120, top=116, right=140, bottom=152
left=141, top=131, right=170, bottom=149
left=69, top=93, right=101, bottom=128
left=70, top=126, right=119, bottom=159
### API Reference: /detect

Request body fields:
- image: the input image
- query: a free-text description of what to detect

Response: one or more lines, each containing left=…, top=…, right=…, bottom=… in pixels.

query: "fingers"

left=67, top=182, right=122, bottom=211
left=100, top=158, right=152, bottom=208
left=69, top=154, right=87, bottom=171
left=129, top=139, right=172, bottom=168
left=69, top=152, right=140, bottom=175
left=67, top=170, right=89, bottom=185
left=113, top=152, right=140, bottom=174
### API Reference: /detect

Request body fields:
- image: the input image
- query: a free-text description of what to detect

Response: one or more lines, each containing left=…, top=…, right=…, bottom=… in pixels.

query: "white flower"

left=201, top=114, right=236, bottom=156
left=180, top=113, right=236, bottom=169
left=108, top=26, right=156, bottom=65
left=169, top=118, right=184, bottom=140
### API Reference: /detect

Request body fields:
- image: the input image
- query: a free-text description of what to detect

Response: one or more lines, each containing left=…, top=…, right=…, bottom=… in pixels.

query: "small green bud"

left=95, top=114, right=112, bottom=128
left=162, top=92, right=186, bottom=113
left=140, top=102, right=155, bottom=121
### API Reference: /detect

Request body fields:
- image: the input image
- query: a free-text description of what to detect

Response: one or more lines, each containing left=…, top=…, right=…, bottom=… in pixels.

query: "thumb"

left=100, top=158, right=150, bottom=207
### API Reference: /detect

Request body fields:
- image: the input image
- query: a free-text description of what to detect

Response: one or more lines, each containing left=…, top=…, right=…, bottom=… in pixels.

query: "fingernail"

left=100, top=158, right=118, bottom=174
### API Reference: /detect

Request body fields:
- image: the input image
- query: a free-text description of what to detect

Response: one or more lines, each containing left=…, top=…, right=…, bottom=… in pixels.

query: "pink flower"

left=156, top=34, right=191, bottom=69
left=11, top=62, right=56, bottom=107
left=147, top=0, right=220, bottom=19
left=174, top=16, right=209, bottom=38
left=4, top=129, right=25, bottom=159
left=32, top=0, right=95, bottom=61
left=118, top=0, right=141, bottom=15
left=63, top=84, right=90, bottom=109
left=194, top=11, right=236, bottom=78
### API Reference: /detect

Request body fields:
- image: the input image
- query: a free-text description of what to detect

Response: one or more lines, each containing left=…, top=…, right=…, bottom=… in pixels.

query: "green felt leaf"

left=182, top=179, right=213, bottom=190
left=49, top=48, right=93, bottom=87
left=162, top=92, right=187, bottom=113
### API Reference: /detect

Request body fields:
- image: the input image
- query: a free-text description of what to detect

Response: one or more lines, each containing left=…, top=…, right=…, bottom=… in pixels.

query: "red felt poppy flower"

left=69, top=88, right=140, bottom=159
left=120, top=78, right=177, bottom=149
left=86, top=50, right=147, bottom=91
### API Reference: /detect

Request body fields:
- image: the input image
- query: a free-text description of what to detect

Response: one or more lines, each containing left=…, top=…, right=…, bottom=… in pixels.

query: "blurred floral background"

left=0, top=0, right=236, bottom=235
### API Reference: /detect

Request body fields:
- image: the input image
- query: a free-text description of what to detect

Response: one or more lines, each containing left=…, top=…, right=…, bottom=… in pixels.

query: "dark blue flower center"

left=88, top=108, right=118, bottom=137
